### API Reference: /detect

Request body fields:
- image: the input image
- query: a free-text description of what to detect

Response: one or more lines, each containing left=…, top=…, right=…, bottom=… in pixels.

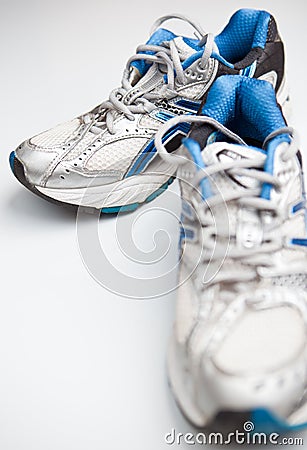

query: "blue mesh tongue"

left=201, top=76, right=287, bottom=143
left=187, top=76, right=291, bottom=200
left=131, top=28, right=177, bottom=76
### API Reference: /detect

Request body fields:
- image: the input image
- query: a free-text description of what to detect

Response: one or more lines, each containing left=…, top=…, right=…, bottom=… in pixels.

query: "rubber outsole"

left=9, top=152, right=175, bottom=214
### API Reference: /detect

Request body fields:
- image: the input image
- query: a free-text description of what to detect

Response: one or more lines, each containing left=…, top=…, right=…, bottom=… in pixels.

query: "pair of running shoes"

left=10, top=9, right=307, bottom=434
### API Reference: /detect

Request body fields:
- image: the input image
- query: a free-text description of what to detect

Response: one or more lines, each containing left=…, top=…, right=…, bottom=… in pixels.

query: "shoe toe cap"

left=212, top=305, right=306, bottom=375
left=15, top=140, right=59, bottom=186
left=198, top=305, right=307, bottom=419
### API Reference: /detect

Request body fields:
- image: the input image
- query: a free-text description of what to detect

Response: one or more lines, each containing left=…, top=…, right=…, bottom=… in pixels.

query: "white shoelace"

left=83, top=14, right=215, bottom=135
left=155, top=115, right=301, bottom=285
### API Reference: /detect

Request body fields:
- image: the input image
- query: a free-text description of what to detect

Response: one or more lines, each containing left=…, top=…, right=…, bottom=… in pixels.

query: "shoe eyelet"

left=185, top=69, right=191, bottom=76
left=197, top=61, right=207, bottom=72
left=60, top=175, right=65, bottom=180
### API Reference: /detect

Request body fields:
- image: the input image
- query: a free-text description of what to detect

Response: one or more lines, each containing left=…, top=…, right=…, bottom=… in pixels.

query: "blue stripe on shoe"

left=292, top=201, right=306, bottom=214
left=9, top=151, right=15, bottom=171
left=175, top=99, right=201, bottom=113
left=252, top=408, right=307, bottom=434
left=182, top=137, right=212, bottom=200
left=100, top=177, right=174, bottom=213
left=291, top=238, right=307, bottom=247
left=126, top=123, right=190, bottom=177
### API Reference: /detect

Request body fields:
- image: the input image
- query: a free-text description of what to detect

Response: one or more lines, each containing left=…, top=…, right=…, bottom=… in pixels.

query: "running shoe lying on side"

left=155, top=76, right=307, bottom=433
left=10, top=9, right=288, bottom=212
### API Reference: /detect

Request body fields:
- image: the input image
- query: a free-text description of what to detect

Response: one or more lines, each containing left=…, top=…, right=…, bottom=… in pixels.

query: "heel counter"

left=255, top=15, right=285, bottom=92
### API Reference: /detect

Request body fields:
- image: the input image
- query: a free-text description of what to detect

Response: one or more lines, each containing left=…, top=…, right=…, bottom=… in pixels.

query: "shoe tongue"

left=202, top=142, right=266, bottom=191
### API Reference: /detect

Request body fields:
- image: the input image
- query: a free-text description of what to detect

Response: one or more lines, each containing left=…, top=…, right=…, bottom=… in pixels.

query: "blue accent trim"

left=155, top=111, right=175, bottom=122
left=100, top=177, right=174, bottom=213
left=175, top=99, right=201, bottom=113
left=182, top=199, right=194, bottom=220
left=291, top=238, right=307, bottom=247
left=127, top=142, right=156, bottom=177
left=292, top=201, right=306, bottom=214
left=252, top=408, right=307, bottom=434
left=207, top=131, right=218, bottom=145
left=241, top=60, right=257, bottom=78
left=9, top=151, right=15, bottom=171
left=179, top=223, right=185, bottom=249
left=211, top=52, right=235, bottom=68
left=181, top=51, right=203, bottom=70
left=101, top=202, right=139, bottom=213
left=179, top=224, right=195, bottom=249
left=261, top=143, right=276, bottom=200
left=180, top=226, right=195, bottom=241
left=126, top=123, right=190, bottom=177
left=261, top=135, right=291, bottom=200
left=182, top=37, right=202, bottom=52
left=136, top=151, right=156, bottom=174
left=183, top=138, right=212, bottom=199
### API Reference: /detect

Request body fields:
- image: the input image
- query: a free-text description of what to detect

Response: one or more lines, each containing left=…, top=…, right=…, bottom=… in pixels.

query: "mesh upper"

left=272, top=274, right=307, bottom=290
left=85, top=137, right=147, bottom=173
left=30, top=119, right=81, bottom=148
left=63, top=132, right=96, bottom=161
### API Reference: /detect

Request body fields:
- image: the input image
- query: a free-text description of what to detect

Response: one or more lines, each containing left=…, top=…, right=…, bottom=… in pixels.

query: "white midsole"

left=36, top=170, right=175, bottom=209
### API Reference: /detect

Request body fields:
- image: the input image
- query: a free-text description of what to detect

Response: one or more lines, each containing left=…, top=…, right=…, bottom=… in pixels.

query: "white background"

left=1, top=0, right=307, bottom=448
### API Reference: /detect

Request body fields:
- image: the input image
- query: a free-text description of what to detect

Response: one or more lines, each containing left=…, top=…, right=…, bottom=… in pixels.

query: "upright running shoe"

left=155, top=76, right=307, bottom=433
left=10, top=10, right=289, bottom=212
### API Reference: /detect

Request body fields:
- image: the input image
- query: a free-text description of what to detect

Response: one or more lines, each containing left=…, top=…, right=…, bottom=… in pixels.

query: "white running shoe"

left=10, top=9, right=289, bottom=212
left=155, top=75, right=307, bottom=433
